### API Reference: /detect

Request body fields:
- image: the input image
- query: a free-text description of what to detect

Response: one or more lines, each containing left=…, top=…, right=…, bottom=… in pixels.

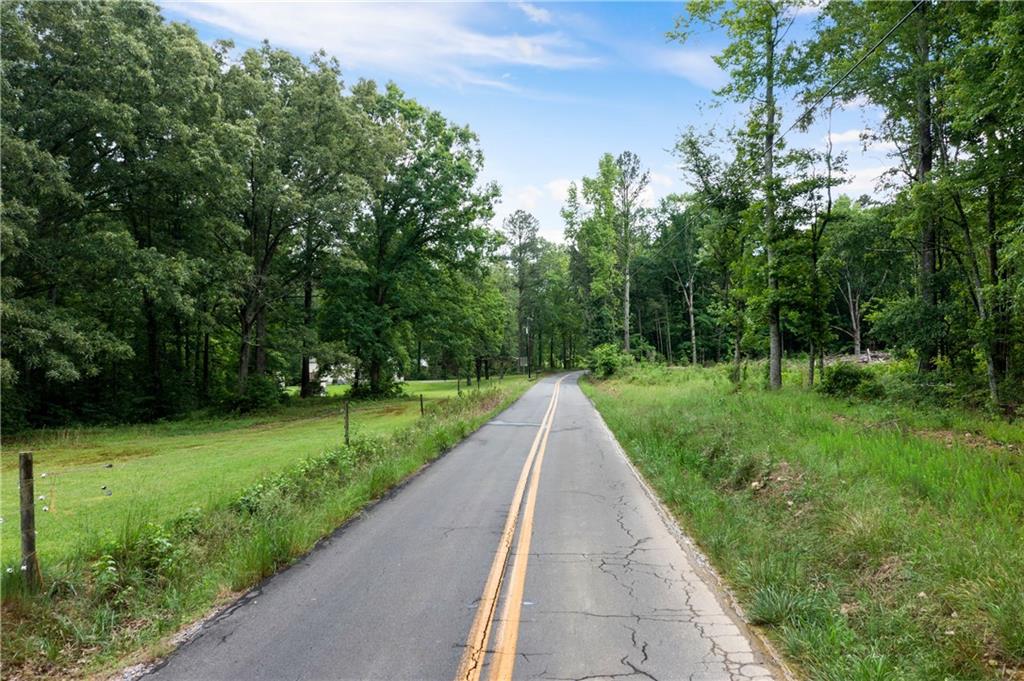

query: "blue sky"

left=162, top=1, right=895, bottom=242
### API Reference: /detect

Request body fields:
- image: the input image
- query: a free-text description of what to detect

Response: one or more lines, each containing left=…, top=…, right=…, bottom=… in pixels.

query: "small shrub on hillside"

left=221, top=375, right=284, bottom=413
left=588, top=343, right=632, bottom=377
left=821, top=363, right=879, bottom=398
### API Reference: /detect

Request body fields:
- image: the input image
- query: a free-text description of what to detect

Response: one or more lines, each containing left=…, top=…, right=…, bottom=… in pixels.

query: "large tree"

left=321, top=82, right=497, bottom=395
left=673, top=0, right=806, bottom=389
left=502, top=210, right=541, bottom=366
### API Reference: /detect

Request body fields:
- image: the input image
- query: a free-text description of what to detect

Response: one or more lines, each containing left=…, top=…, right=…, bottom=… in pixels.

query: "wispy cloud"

left=544, top=178, right=573, bottom=203
left=828, top=128, right=898, bottom=153
left=651, top=48, right=727, bottom=90
left=513, top=1, right=553, bottom=25
left=166, top=1, right=598, bottom=90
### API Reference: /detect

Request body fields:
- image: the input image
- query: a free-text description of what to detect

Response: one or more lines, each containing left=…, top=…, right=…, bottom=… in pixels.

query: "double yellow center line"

left=455, top=376, right=566, bottom=681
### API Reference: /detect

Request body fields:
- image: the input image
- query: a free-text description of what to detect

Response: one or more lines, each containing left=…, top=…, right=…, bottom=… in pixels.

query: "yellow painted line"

left=455, top=377, right=564, bottom=681
left=486, top=379, right=561, bottom=681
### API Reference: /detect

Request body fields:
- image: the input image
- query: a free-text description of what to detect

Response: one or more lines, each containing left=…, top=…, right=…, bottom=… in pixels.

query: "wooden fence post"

left=457, top=376, right=461, bottom=396
left=19, top=452, right=42, bottom=592
left=420, top=394, right=424, bottom=416
left=344, top=400, right=350, bottom=446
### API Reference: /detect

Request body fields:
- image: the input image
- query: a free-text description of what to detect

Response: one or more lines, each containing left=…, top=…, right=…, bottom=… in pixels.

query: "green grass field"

left=584, top=364, right=1024, bottom=681
left=0, top=378, right=519, bottom=566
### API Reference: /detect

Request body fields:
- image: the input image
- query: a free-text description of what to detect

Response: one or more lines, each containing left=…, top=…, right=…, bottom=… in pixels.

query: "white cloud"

left=649, top=171, right=673, bottom=189
left=652, top=48, right=727, bottom=90
left=166, top=2, right=597, bottom=90
left=513, top=185, right=545, bottom=211
left=827, top=128, right=899, bottom=153
left=545, top=178, right=573, bottom=203
left=828, top=129, right=864, bottom=145
left=514, top=2, right=553, bottom=25
left=837, top=164, right=894, bottom=199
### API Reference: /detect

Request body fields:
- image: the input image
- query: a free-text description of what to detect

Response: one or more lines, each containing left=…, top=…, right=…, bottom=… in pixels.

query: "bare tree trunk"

left=665, top=310, right=673, bottom=364
left=624, top=259, right=631, bottom=352
left=255, top=307, right=267, bottom=377
left=951, top=201, right=1000, bottom=405
left=687, top=287, right=697, bottom=366
left=847, top=283, right=862, bottom=357
left=808, top=340, right=815, bottom=386
left=202, top=332, right=210, bottom=402
left=732, top=333, right=742, bottom=383
left=300, top=278, right=314, bottom=398
left=238, top=324, right=252, bottom=393
left=764, top=20, right=782, bottom=390
left=916, top=1, right=937, bottom=372
left=143, top=293, right=163, bottom=415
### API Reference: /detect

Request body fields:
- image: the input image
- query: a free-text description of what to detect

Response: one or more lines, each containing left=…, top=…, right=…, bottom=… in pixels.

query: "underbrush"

left=0, top=382, right=527, bottom=679
left=584, top=365, right=1023, bottom=681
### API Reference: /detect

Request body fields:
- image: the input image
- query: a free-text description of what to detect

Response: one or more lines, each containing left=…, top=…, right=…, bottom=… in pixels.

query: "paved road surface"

left=147, top=373, right=779, bottom=681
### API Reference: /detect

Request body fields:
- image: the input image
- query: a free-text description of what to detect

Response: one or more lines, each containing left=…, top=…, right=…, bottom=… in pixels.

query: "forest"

left=3, top=0, right=1023, bottom=433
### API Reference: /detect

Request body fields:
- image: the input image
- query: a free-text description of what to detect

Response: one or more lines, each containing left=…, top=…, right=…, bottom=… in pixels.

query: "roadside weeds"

left=0, top=381, right=532, bottom=680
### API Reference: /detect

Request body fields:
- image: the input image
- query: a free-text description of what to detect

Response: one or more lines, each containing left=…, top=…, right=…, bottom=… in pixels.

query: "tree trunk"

left=846, top=282, right=862, bottom=357
left=654, top=313, right=663, bottom=358
left=255, top=307, right=267, bottom=377
left=202, top=332, right=210, bottom=401
left=300, top=278, right=314, bottom=398
left=665, top=310, right=673, bottom=364
left=764, top=21, right=782, bottom=390
left=238, top=327, right=252, bottom=393
left=953, top=205, right=1000, bottom=405
left=686, top=288, right=697, bottom=366
left=732, top=332, right=742, bottom=383
left=143, top=293, right=163, bottom=414
left=369, top=360, right=382, bottom=394
left=623, top=260, right=631, bottom=352
left=916, top=1, right=937, bottom=372
left=987, top=184, right=1009, bottom=378
left=808, top=340, right=815, bottom=387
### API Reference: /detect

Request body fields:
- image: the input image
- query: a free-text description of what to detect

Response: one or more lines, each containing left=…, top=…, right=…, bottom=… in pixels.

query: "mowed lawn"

left=1, top=378, right=519, bottom=566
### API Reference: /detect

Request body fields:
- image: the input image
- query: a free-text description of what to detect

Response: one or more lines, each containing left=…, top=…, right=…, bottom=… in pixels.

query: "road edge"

left=581, top=380, right=800, bottom=681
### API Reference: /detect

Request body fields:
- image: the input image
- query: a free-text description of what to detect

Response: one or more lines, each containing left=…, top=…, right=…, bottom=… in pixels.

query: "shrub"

left=587, top=343, right=632, bottom=377
left=821, top=363, right=878, bottom=398
left=222, top=375, right=283, bottom=413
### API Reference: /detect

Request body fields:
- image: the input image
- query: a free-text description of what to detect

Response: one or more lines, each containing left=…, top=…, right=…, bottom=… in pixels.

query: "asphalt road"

left=146, top=373, right=779, bottom=681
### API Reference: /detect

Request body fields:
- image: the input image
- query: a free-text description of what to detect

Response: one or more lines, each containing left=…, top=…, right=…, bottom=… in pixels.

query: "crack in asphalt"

left=519, top=415, right=776, bottom=681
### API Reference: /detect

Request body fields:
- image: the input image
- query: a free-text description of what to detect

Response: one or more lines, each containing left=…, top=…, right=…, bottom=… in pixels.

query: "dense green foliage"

left=560, top=1, right=1024, bottom=411
left=0, top=0, right=516, bottom=430
left=586, top=365, right=1024, bottom=679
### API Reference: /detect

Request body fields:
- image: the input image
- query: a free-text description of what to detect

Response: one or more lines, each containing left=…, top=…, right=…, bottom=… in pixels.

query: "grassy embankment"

left=584, top=364, right=1023, bottom=681
left=0, top=376, right=530, bottom=678
left=0, top=378, right=480, bottom=565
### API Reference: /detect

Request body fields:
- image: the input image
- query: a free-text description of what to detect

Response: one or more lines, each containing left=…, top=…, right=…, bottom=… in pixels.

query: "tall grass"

left=584, top=364, right=1023, bottom=681
left=0, top=382, right=529, bottom=679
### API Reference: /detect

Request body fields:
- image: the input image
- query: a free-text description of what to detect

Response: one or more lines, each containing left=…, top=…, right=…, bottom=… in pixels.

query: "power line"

left=777, top=0, right=926, bottom=146
left=631, top=0, right=926, bottom=280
